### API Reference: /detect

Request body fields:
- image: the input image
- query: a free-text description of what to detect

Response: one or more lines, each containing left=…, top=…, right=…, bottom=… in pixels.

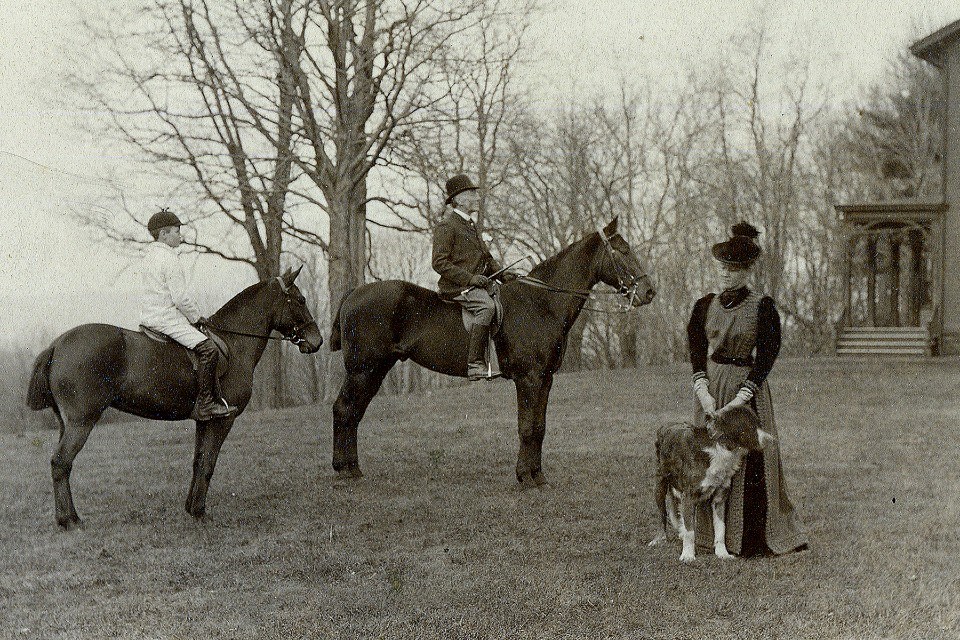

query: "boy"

left=140, top=209, right=235, bottom=420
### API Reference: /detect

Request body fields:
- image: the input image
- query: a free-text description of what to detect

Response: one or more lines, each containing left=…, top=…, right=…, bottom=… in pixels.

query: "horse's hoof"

left=336, top=466, right=363, bottom=480
left=185, top=503, right=206, bottom=520
left=517, top=475, right=538, bottom=490
left=532, top=472, right=549, bottom=488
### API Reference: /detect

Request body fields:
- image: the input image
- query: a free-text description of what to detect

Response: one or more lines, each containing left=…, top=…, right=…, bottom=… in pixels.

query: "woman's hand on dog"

left=694, top=378, right=717, bottom=416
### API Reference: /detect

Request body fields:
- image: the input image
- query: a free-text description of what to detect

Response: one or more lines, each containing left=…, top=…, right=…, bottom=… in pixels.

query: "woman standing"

left=687, top=222, right=808, bottom=557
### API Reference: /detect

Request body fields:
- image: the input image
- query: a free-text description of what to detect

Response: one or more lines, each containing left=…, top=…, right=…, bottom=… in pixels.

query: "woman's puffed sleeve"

left=745, top=296, right=781, bottom=392
left=687, top=293, right=714, bottom=382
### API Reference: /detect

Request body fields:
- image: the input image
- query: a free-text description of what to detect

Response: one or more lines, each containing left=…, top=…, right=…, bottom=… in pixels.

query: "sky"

left=0, top=0, right=957, bottom=346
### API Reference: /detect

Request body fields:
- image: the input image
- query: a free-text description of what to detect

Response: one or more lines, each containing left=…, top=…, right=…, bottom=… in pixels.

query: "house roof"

left=834, top=201, right=947, bottom=225
left=911, top=18, right=960, bottom=67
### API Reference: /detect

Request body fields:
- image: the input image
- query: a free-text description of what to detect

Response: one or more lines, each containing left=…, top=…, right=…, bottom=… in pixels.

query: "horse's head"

left=271, top=266, right=323, bottom=353
left=595, top=217, right=656, bottom=307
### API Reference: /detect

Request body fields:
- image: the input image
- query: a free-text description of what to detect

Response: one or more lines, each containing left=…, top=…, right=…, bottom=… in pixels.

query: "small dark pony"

left=329, top=217, right=656, bottom=486
left=27, top=267, right=323, bottom=529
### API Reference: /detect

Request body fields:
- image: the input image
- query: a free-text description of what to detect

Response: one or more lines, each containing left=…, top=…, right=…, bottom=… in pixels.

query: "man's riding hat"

left=148, top=208, right=184, bottom=236
left=712, top=221, right=762, bottom=267
left=445, top=174, right=478, bottom=205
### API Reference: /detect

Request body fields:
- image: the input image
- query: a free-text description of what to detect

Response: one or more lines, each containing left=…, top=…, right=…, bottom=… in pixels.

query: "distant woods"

left=32, top=2, right=940, bottom=425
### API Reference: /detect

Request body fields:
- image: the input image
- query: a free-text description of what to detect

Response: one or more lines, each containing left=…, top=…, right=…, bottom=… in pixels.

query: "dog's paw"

left=715, top=549, right=735, bottom=560
left=679, top=551, right=696, bottom=563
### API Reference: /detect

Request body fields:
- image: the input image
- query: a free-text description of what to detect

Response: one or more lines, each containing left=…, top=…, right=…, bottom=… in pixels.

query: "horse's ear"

left=282, top=265, right=303, bottom=286
left=602, top=217, right=619, bottom=237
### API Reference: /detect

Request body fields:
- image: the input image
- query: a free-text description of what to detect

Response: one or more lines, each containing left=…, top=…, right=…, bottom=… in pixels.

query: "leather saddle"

left=138, top=325, right=230, bottom=380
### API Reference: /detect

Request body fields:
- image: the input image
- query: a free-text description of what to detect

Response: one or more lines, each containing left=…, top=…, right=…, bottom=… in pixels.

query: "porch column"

left=888, top=232, right=902, bottom=326
left=866, top=235, right=878, bottom=327
left=909, top=230, right=924, bottom=326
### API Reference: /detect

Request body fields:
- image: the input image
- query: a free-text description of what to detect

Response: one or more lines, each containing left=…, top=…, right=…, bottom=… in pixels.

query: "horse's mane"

left=527, top=232, right=597, bottom=280
left=209, top=279, right=271, bottom=324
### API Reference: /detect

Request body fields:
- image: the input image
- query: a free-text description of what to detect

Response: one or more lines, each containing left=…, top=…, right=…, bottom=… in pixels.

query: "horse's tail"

left=27, top=346, right=55, bottom=411
left=328, top=288, right=356, bottom=352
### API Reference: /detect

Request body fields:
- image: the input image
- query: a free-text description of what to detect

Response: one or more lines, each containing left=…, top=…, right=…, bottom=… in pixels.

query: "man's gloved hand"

left=498, top=271, right=520, bottom=283
left=195, top=316, right=210, bottom=328
left=470, top=275, right=491, bottom=288
left=694, top=377, right=717, bottom=418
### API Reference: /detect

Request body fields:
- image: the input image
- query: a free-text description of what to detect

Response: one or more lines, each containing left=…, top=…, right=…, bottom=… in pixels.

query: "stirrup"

left=468, top=362, right=500, bottom=381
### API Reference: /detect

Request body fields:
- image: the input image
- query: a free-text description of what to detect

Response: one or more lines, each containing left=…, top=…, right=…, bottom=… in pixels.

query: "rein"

left=514, top=277, right=639, bottom=315
left=202, top=323, right=308, bottom=343
left=511, top=231, right=648, bottom=314
left=201, top=277, right=311, bottom=346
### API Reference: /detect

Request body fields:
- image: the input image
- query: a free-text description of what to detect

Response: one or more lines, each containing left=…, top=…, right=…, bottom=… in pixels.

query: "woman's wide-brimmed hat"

left=712, top=221, right=762, bottom=267
left=445, top=174, right=478, bottom=205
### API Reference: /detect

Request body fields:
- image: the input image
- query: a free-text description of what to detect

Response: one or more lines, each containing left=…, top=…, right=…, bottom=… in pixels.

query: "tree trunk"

left=325, top=171, right=368, bottom=399
left=327, top=185, right=367, bottom=318
left=618, top=315, right=639, bottom=368
left=269, top=342, right=284, bottom=407
left=561, top=314, right=587, bottom=372
left=308, top=348, right=322, bottom=403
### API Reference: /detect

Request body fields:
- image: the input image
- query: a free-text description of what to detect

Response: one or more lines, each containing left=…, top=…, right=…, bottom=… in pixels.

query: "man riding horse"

left=140, top=209, right=236, bottom=421
left=432, top=174, right=519, bottom=381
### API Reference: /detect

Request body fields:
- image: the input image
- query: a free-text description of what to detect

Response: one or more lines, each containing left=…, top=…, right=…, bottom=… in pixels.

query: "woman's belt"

left=711, top=353, right=754, bottom=367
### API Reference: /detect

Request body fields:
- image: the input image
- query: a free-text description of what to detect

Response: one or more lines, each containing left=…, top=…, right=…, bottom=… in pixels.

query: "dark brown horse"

left=27, top=267, right=323, bottom=529
left=329, top=218, right=656, bottom=486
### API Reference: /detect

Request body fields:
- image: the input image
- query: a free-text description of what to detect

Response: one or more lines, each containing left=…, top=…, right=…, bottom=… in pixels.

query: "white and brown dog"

left=647, top=406, right=775, bottom=563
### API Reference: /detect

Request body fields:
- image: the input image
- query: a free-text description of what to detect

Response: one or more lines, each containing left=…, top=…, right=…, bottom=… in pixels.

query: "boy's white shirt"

left=139, top=242, right=202, bottom=327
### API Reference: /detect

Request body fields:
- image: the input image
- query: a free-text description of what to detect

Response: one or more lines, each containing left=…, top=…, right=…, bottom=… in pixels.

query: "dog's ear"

left=757, top=429, right=777, bottom=450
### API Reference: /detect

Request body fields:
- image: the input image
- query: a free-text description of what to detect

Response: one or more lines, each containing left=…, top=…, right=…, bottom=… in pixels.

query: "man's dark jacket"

left=432, top=211, right=502, bottom=298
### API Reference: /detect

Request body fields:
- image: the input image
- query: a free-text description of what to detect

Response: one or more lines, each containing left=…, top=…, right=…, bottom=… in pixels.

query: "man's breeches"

left=452, top=288, right=496, bottom=326
left=143, top=319, right=207, bottom=349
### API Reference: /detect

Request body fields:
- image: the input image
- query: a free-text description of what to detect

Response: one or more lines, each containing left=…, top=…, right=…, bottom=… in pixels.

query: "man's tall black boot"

left=467, top=323, right=493, bottom=381
left=191, top=339, right=237, bottom=421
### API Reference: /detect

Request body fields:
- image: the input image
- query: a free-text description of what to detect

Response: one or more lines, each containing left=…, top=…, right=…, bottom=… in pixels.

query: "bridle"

left=598, top=231, right=647, bottom=308
left=201, top=277, right=314, bottom=347
left=514, top=231, right=649, bottom=312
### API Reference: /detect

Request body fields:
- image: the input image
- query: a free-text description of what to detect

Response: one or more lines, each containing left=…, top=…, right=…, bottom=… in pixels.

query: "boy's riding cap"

left=445, top=174, right=479, bottom=205
left=711, top=221, right=762, bottom=267
left=147, top=209, right=184, bottom=237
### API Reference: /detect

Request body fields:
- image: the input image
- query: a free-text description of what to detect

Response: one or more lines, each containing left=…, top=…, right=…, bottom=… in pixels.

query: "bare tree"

left=256, top=0, right=490, bottom=323
left=74, top=0, right=322, bottom=272
left=843, top=51, right=943, bottom=200
left=384, top=0, right=536, bottom=243
left=73, top=0, right=327, bottom=406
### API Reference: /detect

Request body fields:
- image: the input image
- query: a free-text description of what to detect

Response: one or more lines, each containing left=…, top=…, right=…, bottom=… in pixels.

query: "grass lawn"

left=1, top=358, right=958, bottom=639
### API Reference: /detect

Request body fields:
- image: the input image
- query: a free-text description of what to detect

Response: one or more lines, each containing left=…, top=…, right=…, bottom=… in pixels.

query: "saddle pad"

left=138, top=325, right=229, bottom=379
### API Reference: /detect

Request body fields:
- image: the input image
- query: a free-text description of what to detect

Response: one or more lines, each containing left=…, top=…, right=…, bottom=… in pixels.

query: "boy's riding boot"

left=191, top=339, right=236, bottom=421
left=467, top=323, right=493, bottom=381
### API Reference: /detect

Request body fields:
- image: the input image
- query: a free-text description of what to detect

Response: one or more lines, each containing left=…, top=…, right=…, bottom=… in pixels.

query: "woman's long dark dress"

left=687, top=287, right=808, bottom=556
